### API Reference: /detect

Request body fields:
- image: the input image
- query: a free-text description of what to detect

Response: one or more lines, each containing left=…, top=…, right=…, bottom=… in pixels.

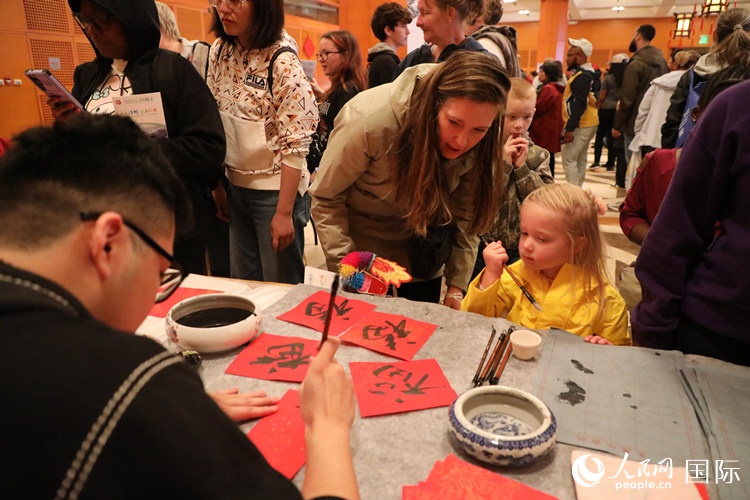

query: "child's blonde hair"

left=523, top=183, right=607, bottom=312
left=508, top=77, right=536, bottom=104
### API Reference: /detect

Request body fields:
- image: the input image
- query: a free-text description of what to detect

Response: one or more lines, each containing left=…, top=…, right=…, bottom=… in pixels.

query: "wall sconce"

left=701, top=0, right=728, bottom=16
left=673, top=12, right=694, bottom=38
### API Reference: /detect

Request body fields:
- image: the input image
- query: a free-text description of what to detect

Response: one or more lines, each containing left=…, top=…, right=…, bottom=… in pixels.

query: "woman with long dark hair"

left=310, top=52, right=509, bottom=308
left=307, top=30, right=367, bottom=173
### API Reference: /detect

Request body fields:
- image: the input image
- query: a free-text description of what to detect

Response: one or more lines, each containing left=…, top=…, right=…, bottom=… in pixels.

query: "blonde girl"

left=462, top=183, right=630, bottom=345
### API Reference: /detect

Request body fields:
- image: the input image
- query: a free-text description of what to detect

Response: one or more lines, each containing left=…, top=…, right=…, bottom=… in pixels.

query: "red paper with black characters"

left=402, top=454, right=557, bottom=499
left=340, top=311, right=437, bottom=360
left=276, top=290, right=376, bottom=336
left=247, top=389, right=305, bottom=480
left=350, top=359, right=457, bottom=418
left=225, top=333, right=318, bottom=382
left=148, top=288, right=221, bottom=318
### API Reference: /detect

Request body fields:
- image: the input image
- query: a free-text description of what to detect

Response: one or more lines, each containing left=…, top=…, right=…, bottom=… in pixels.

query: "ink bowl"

left=510, top=330, right=542, bottom=360
left=166, top=294, right=262, bottom=353
left=449, top=385, right=557, bottom=466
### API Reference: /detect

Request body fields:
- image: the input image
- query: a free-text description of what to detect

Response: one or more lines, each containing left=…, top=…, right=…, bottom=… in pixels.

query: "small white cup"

left=510, top=330, right=542, bottom=360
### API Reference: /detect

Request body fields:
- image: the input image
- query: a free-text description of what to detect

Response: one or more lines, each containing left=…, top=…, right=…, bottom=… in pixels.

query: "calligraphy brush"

left=490, top=327, right=516, bottom=384
left=482, top=329, right=510, bottom=385
left=503, top=264, right=543, bottom=311
left=477, top=331, right=505, bottom=386
left=319, top=273, right=340, bottom=350
left=480, top=236, right=542, bottom=312
left=472, top=326, right=496, bottom=387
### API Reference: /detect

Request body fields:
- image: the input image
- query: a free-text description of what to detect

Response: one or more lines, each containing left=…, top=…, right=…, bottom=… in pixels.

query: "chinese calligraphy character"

left=715, top=460, right=740, bottom=484
left=305, top=299, right=354, bottom=321
left=250, top=342, right=311, bottom=372
left=367, top=365, right=439, bottom=403
left=608, top=452, right=635, bottom=480
left=686, top=460, right=710, bottom=483
left=361, top=319, right=413, bottom=350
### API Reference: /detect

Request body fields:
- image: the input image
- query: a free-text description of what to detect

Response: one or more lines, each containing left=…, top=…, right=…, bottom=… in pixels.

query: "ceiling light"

left=503, top=0, right=517, bottom=4
left=612, top=5, right=624, bottom=11
left=702, top=0, right=728, bottom=16
left=673, top=12, right=694, bottom=38
left=519, top=9, right=531, bottom=15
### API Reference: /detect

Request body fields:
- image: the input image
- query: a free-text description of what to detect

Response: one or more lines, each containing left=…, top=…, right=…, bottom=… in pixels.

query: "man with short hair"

left=561, top=38, right=599, bottom=186
left=367, top=2, right=412, bottom=87
left=462, top=0, right=520, bottom=77
left=0, top=114, right=358, bottom=499
left=612, top=24, right=669, bottom=167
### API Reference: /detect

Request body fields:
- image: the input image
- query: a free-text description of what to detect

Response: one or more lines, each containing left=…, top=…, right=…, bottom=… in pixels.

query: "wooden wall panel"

left=516, top=17, right=675, bottom=73
left=23, top=0, right=73, bottom=34
left=0, top=32, right=41, bottom=137
left=0, top=0, right=27, bottom=33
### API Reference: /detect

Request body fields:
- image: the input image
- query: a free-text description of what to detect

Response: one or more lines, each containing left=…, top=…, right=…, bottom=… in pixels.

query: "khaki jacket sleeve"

left=309, top=103, right=374, bottom=271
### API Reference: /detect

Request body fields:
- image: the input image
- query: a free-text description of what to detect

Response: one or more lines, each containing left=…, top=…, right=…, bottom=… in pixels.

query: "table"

left=142, top=280, right=750, bottom=500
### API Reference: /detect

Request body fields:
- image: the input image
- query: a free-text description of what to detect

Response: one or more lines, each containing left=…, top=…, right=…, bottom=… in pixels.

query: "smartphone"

left=24, top=69, right=84, bottom=110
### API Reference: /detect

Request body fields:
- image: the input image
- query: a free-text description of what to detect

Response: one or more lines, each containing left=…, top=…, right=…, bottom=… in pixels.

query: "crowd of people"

left=2, top=0, right=750, bottom=496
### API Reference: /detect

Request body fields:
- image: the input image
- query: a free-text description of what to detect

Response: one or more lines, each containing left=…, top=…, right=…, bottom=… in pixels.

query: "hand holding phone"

left=25, top=69, right=84, bottom=114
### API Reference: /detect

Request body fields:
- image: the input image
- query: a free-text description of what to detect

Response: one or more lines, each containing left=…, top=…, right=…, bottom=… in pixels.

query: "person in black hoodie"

left=367, top=2, right=412, bottom=87
left=49, top=0, right=226, bottom=275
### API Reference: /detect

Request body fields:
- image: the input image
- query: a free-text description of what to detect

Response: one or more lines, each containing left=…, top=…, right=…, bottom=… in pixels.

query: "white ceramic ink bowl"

left=166, top=294, right=262, bottom=353
left=510, top=330, right=542, bottom=360
left=449, top=385, right=557, bottom=466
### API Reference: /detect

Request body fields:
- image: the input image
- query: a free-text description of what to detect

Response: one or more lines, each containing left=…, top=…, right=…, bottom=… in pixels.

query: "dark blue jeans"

left=227, top=184, right=308, bottom=284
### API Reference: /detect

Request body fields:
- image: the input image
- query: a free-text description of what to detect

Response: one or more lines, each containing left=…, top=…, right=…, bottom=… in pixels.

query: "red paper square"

left=402, top=454, right=557, bottom=499
left=276, top=290, right=376, bottom=336
left=225, top=333, right=318, bottom=382
left=247, top=394, right=305, bottom=480
left=148, top=287, right=222, bottom=318
left=350, top=359, right=457, bottom=418
left=340, top=311, right=437, bottom=360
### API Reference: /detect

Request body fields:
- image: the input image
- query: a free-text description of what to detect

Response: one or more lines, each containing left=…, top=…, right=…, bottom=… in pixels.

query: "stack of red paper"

left=402, top=454, right=557, bottom=499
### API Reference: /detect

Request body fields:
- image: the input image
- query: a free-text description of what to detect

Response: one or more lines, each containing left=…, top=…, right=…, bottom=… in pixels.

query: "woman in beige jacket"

left=310, top=52, right=509, bottom=308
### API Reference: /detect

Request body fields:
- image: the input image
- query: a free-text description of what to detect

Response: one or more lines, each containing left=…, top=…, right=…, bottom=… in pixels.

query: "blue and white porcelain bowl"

left=449, top=385, right=557, bottom=466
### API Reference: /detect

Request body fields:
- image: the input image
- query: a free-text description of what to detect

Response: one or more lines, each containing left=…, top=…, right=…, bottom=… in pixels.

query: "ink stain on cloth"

left=571, top=359, right=594, bottom=374
left=556, top=380, right=586, bottom=406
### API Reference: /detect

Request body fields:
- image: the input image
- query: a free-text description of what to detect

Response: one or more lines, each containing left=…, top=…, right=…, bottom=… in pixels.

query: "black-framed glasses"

left=316, top=50, right=345, bottom=61
left=72, top=12, right=114, bottom=32
left=208, top=0, right=248, bottom=9
left=79, top=212, right=183, bottom=303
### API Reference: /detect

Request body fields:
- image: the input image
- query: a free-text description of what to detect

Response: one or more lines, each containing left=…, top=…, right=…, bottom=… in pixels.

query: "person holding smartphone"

left=49, top=0, right=225, bottom=277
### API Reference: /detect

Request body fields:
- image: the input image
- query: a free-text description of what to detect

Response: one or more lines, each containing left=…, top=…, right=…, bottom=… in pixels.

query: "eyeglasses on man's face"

left=316, top=50, right=345, bottom=62
left=79, top=212, right=183, bottom=303
left=208, top=0, right=249, bottom=9
left=72, top=11, right=114, bottom=32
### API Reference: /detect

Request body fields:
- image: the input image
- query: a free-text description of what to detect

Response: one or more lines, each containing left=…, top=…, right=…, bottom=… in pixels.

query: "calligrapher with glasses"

left=0, top=113, right=358, bottom=499
left=306, top=31, right=367, bottom=175
left=48, top=0, right=226, bottom=277
left=206, top=0, right=318, bottom=285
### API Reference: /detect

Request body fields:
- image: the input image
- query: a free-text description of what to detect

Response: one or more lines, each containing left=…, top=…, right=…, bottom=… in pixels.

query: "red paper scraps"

left=225, top=333, right=318, bottom=382
left=340, top=311, right=437, bottom=360
left=247, top=389, right=305, bottom=480
left=148, top=287, right=222, bottom=318
left=350, top=359, right=457, bottom=418
left=402, top=454, right=557, bottom=499
left=276, top=290, right=376, bottom=336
